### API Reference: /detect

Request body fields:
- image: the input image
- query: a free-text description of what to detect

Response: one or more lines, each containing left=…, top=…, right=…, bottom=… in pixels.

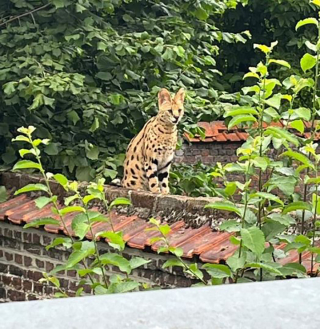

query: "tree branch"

left=0, top=3, right=51, bottom=28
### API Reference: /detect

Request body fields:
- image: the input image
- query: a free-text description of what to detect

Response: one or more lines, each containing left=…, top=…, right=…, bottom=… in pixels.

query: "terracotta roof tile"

left=198, top=122, right=215, bottom=137
left=2, top=195, right=319, bottom=274
left=185, top=120, right=319, bottom=143
left=0, top=195, right=28, bottom=219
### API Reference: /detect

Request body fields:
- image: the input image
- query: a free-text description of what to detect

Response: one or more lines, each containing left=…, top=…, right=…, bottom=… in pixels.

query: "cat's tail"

left=110, top=178, right=122, bottom=187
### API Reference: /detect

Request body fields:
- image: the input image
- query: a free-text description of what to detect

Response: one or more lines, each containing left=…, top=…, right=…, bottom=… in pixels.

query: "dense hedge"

left=0, top=0, right=318, bottom=181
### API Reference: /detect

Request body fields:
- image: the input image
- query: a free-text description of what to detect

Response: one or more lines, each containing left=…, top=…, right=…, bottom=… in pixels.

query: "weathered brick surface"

left=174, top=141, right=240, bottom=165
left=0, top=221, right=200, bottom=303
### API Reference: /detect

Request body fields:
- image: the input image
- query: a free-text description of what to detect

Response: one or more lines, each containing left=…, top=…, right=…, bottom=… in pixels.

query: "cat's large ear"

left=158, top=88, right=171, bottom=108
left=174, top=88, right=185, bottom=104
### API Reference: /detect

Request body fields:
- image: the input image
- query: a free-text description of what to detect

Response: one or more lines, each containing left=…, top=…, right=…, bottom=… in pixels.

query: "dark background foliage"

left=0, top=0, right=317, bottom=181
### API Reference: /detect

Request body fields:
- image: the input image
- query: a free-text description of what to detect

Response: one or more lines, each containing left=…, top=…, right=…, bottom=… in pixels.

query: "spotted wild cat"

left=122, top=88, right=185, bottom=194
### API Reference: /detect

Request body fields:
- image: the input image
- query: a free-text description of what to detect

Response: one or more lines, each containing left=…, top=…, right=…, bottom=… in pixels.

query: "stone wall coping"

left=0, top=172, right=225, bottom=227
left=1, top=278, right=320, bottom=328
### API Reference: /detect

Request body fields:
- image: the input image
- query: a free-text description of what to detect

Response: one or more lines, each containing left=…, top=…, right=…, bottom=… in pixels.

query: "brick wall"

left=175, top=141, right=240, bottom=165
left=0, top=221, right=196, bottom=303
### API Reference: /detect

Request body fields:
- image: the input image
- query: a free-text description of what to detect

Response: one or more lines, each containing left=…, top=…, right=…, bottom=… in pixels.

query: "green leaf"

left=90, top=117, right=100, bottom=132
left=300, top=53, right=316, bottom=72
left=269, top=59, right=291, bottom=69
left=226, top=252, right=246, bottom=272
left=171, top=247, right=183, bottom=257
left=205, top=201, right=241, bottom=216
left=265, top=127, right=299, bottom=147
left=96, top=72, right=112, bottom=81
left=98, top=231, right=125, bottom=251
left=252, top=157, right=269, bottom=171
left=296, top=18, right=318, bottom=31
left=281, top=150, right=314, bottom=169
left=66, top=247, right=95, bottom=269
left=224, top=106, right=258, bottom=117
left=241, top=227, right=265, bottom=257
left=306, top=177, right=320, bottom=184
left=14, top=183, right=48, bottom=195
left=0, top=186, right=8, bottom=203
left=262, top=220, right=286, bottom=241
left=246, top=262, right=283, bottom=276
left=280, top=263, right=307, bottom=277
left=35, top=196, right=52, bottom=209
left=99, top=253, right=131, bottom=274
left=224, top=182, right=237, bottom=196
left=64, top=194, right=79, bottom=206
left=312, top=193, right=320, bottom=215
left=267, top=175, right=297, bottom=196
left=312, top=0, right=320, bottom=7
left=109, top=197, right=131, bottom=209
left=113, top=281, right=140, bottom=293
left=46, top=237, right=72, bottom=250
left=12, top=160, right=41, bottom=171
left=162, top=259, right=184, bottom=269
left=220, top=220, right=241, bottom=232
left=194, top=6, right=209, bottom=20
left=44, top=143, right=59, bottom=155
left=264, top=94, right=281, bottom=110
left=159, top=224, right=171, bottom=236
left=228, top=115, right=257, bottom=129
left=254, top=192, right=284, bottom=206
left=295, top=108, right=311, bottom=121
left=3, top=81, right=16, bottom=95
left=52, top=0, right=65, bottom=9
left=187, top=263, right=204, bottom=280
left=24, top=217, right=60, bottom=229
left=283, top=201, right=312, bottom=214
left=53, top=173, right=68, bottom=186
left=129, top=257, right=151, bottom=270
left=86, top=146, right=100, bottom=160
left=60, top=206, right=85, bottom=215
left=12, top=135, right=30, bottom=143
left=254, top=44, right=271, bottom=54
left=72, top=213, right=90, bottom=240
left=290, top=120, right=304, bottom=134
left=202, top=264, right=232, bottom=279
left=67, top=111, right=80, bottom=125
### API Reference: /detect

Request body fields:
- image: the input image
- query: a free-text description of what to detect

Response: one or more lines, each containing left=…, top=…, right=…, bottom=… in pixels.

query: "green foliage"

left=169, top=162, right=219, bottom=196
left=13, top=126, right=149, bottom=297
left=0, top=0, right=250, bottom=181
left=0, top=185, right=8, bottom=203
left=156, top=5, right=320, bottom=284
left=215, top=0, right=319, bottom=92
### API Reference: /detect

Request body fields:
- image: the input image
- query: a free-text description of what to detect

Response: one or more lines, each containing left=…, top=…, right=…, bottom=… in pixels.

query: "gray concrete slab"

left=1, top=278, right=320, bottom=329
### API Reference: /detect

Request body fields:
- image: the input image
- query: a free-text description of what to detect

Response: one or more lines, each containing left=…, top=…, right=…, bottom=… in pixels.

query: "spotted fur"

left=122, top=88, right=185, bottom=194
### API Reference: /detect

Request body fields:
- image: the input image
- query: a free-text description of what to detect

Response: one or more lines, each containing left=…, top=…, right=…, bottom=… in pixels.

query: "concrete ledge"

left=1, top=278, right=320, bottom=329
left=0, top=172, right=227, bottom=227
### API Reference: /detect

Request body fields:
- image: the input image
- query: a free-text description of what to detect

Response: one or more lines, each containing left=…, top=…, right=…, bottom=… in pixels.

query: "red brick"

left=14, top=254, right=23, bottom=265
left=24, top=256, right=32, bottom=267
left=12, top=277, right=22, bottom=290
left=32, top=233, right=41, bottom=244
left=9, top=265, right=24, bottom=277
left=2, top=275, right=12, bottom=285
left=23, top=280, right=33, bottom=291
left=27, top=270, right=43, bottom=281
left=35, top=259, right=44, bottom=269
left=7, top=289, right=26, bottom=301
left=33, top=282, right=44, bottom=294
left=67, top=270, right=77, bottom=278
left=5, top=252, right=13, bottom=261
left=45, top=262, right=54, bottom=272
